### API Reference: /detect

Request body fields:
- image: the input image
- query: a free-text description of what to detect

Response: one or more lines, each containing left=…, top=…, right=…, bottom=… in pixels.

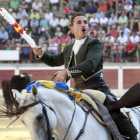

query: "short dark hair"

left=71, top=12, right=84, bottom=26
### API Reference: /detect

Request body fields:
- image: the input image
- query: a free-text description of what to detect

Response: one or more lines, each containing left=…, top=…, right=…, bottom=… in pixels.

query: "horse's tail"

left=1, top=79, right=19, bottom=112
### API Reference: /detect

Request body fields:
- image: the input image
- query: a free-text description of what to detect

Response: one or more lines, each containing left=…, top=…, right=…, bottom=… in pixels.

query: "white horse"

left=1, top=85, right=140, bottom=140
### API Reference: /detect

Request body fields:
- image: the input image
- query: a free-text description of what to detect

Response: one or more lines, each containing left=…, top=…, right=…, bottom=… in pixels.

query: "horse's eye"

left=36, top=114, right=43, bottom=120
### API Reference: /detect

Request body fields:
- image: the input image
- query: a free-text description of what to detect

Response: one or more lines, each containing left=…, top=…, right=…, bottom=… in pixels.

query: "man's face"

left=71, top=16, right=88, bottom=40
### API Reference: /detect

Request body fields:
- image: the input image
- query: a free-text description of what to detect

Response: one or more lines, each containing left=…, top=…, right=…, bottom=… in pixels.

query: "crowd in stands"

left=0, top=0, right=140, bottom=62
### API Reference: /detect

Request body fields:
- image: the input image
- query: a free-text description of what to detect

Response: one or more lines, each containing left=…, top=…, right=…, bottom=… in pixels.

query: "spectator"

left=40, top=15, right=49, bottom=29
left=32, top=0, right=42, bottom=11
left=89, top=14, right=99, bottom=31
left=85, top=2, right=97, bottom=20
left=89, top=31, right=97, bottom=38
left=108, top=14, right=118, bottom=32
left=130, top=11, right=140, bottom=31
left=124, top=2, right=132, bottom=19
left=117, top=32, right=128, bottom=45
left=98, top=1, right=107, bottom=13
left=20, top=0, right=29, bottom=12
left=60, top=0, right=70, bottom=10
left=72, top=3, right=82, bottom=15
left=48, top=40, right=58, bottom=55
left=119, top=25, right=131, bottom=38
left=99, top=13, right=108, bottom=32
left=129, top=32, right=140, bottom=44
left=44, top=9, right=53, bottom=20
left=70, top=0, right=78, bottom=10
left=9, top=8, right=17, bottom=20
left=88, top=25, right=97, bottom=37
left=42, top=27, right=52, bottom=42
left=16, top=7, right=28, bottom=22
left=96, top=8, right=103, bottom=20
left=61, top=32, right=71, bottom=44
left=30, top=17, right=39, bottom=36
left=25, top=0, right=32, bottom=10
left=123, top=39, right=136, bottom=62
left=39, top=39, right=47, bottom=52
left=0, top=27, right=9, bottom=46
left=97, top=32, right=106, bottom=45
left=30, top=9, right=40, bottom=20
left=19, top=16, right=28, bottom=29
left=134, top=1, right=140, bottom=14
left=49, top=14, right=59, bottom=37
left=12, top=31, right=21, bottom=45
left=104, top=33, right=115, bottom=57
left=53, top=34, right=60, bottom=46
left=110, top=40, right=124, bottom=62
left=116, top=2, right=124, bottom=18
left=64, top=3, right=72, bottom=18
left=98, top=26, right=106, bottom=37
left=78, top=0, right=87, bottom=14
left=117, top=12, right=128, bottom=31
left=55, top=27, right=62, bottom=38
left=10, top=0, right=20, bottom=13
left=109, top=25, right=118, bottom=38
left=49, top=0, right=59, bottom=11
left=2, top=20, right=13, bottom=35
left=67, top=29, right=75, bottom=42
left=59, top=14, right=69, bottom=34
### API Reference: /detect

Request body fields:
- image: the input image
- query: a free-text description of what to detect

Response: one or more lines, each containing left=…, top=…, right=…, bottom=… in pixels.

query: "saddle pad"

left=81, top=92, right=106, bottom=125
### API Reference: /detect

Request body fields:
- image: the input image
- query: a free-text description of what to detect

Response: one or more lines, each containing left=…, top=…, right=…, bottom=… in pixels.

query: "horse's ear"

left=12, top=89, right=21, bottom=102
left=31, top=85, right=38, bottom=100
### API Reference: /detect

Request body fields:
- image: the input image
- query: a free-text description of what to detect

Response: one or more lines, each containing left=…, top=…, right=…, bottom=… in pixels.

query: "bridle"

left=21, top=98, right=55, bottom=140
left=21, top=97, right=92, bottom=140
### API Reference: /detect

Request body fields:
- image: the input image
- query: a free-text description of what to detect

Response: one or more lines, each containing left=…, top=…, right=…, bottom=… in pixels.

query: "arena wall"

left=0, top=65, right=140, bottom=97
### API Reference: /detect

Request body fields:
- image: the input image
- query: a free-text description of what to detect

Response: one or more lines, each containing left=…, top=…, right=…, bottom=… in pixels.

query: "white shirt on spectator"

left=50, top=0, right=59, bottom=3
left=32, top=2, right=42, bottom=11
left=45, top=12, right=53, bottom=20
left=89, top=18, right=99, bottom=26
left=124, top=5, right=132, bottom=12
left=129, top=35, right=140, bottom=44
left=25, top=0, right=32, bottom=3
left=117, top=35, right=128, bottom=45
left=19, top=19, right=28, bottom=29
left=119, top=28, right=130, bottom=37
left=49, top=18, right=59, bottom=27
left=105, top=36, right=115, bottom=44
left=100, top=17, right=108, bottom=24
left=59, top=18, right=69, bottom=27
left=0, top=31, right=9, bottom=40
left=108, top=17, right=118, bottom=25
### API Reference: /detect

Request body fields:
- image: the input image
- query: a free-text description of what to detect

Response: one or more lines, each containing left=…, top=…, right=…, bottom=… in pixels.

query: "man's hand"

left=55, top=70, right=68, bottom=83
left=32, top=46, right=42, bottom=56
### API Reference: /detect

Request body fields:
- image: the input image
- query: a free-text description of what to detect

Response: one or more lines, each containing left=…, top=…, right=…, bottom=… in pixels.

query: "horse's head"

left=12, top=85, right=57, bottom=140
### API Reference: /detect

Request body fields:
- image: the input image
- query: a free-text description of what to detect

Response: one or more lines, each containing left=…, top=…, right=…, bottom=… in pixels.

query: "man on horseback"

left=33, top=13, right=138, bottom=140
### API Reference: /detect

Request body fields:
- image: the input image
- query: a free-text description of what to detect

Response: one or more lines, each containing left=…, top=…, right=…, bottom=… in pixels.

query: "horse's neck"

left=39, top=87, right=84, bottom=138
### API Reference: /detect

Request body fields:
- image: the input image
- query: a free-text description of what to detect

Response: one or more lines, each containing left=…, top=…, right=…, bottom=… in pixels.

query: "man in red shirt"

left=123, top=39, right=136, bottom=62
left=109, top=25, right=118, bottom=38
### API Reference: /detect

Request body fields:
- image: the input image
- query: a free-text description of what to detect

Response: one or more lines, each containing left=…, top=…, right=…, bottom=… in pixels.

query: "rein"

left=20, top=98, right=55, bottom=140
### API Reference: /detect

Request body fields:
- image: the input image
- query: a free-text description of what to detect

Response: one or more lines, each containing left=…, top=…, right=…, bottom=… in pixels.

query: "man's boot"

left=110, top=110, right=138, bottom=140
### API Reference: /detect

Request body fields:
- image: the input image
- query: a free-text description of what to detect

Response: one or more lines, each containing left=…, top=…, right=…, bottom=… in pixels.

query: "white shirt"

left=129, top=35, right=140, bottom=44
left=119, top=28, right=130, bottom=37
left=50, top=0, right=59, bottom=3
left=19, top=19, right=28, bottom=29
left=59, top=18, right=69, bottom=27
left=124, top=5, right=132, bottom=12
left=45, top=12, right=53, bottom=20
left=89, top=18, right=99, bottom=26
left=117, top=35, right=128, bottom=44
left=108, top=17, right=118, bottom=25
left=100, top=17, right=108, bottom=24
left=105, top=36, right=115, bottom=44
left=32, top=2, right=42, bottom=10
left=49, top=18, right=59, bottom=27
left=73, top=37, right=87, bottom=55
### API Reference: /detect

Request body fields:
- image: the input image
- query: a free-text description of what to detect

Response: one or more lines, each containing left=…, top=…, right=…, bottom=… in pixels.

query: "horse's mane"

left=0, top=90, right=29, bottom=127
